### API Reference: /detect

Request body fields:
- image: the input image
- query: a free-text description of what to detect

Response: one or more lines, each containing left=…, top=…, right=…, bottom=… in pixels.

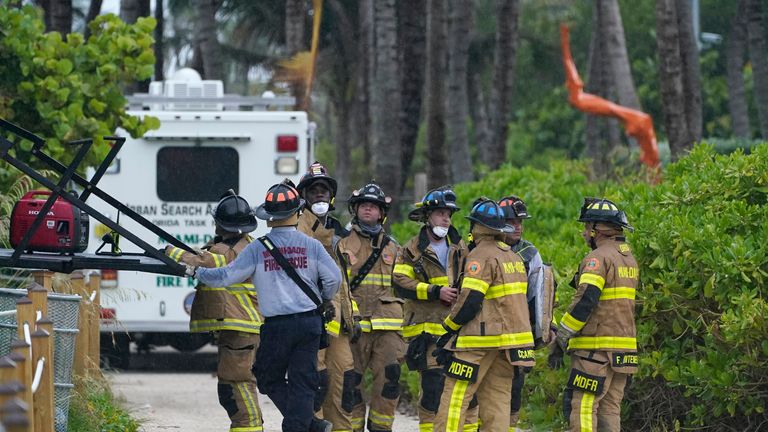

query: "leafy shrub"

left=67, top=377, right=139, bottom=432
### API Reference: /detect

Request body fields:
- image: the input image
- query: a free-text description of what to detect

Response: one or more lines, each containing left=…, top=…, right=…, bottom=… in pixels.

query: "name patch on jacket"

left=567, top=369, right=605, bottom=394
left=611, top=353, right=639, bottom=368
left=502, top=261, right=526, bottom=274
left=445, top=358, right=479, bottom=382
left=507, top=348, right=535, bottom=362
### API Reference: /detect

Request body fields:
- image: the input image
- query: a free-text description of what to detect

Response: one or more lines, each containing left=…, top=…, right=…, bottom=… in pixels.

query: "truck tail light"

left=101, top=269, right=118, bottom=288
left=276, top=135, right=298, bottom=152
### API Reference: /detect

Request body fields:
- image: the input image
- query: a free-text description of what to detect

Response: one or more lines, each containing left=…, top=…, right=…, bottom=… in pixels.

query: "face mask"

left=311, top=202, right=330, bottom=216
left=431, top=226, right=449, bottom=238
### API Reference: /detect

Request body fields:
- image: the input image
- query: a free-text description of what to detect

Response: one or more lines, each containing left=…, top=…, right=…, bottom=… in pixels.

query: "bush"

left=67, top=377, right=139, bottom=432
left=391, top=143, right=768, bottom=430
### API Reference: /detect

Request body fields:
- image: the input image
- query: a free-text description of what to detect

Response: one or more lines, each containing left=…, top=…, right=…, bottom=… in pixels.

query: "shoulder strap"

left=258, top=236, right=322, bottom=306
left=349, top=235, right=391, bottom=291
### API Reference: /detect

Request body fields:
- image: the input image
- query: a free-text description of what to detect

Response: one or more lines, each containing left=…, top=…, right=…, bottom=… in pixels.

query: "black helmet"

left=466, top=199, right=513, bottom=232
left=577, top=197, right=633, bottom=232
left=408, top=186, right=460, bottom=222
left=348, top=182, right=392, bottom=216
left=211, top=190, right=258, bottom=233
left=296, top=161, right=338, bottom=198
left=254, top=181, right=305, bottom=221
left=498, top=195, right=531, bottom=219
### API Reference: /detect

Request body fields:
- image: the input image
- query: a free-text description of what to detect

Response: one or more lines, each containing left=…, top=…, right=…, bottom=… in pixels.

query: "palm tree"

left=727, top=0, right=751, bottom=138
left=675, top=0, right=702, bottom=143
left=49, top=0, right=73, bottom=35
left=445, top=0, right=474, bottom=182
left=285, top=0, right=307, bottom=110
left=425, top=0, right=449, bottom=188
left=83, top=0, right=102, bottom=40
left=600, top=0, right=641, bottom=110
left=154, top=0, right=165, bottom=81
left=747, top=0, right=768, bottom=138
left=194, top=0, right=224, bottom=80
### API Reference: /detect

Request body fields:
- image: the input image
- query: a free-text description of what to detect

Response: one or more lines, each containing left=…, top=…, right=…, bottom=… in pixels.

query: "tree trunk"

left=397, top=0, right=426, bottom=195
left=727, top=0, right=751, bottom=138
left=370, top=0, right=401, bottom=215
left=425, top=0, right=449, bottom=188
left=655, top=0, right=692, bottom=160
left=469, top=70, right=493, bottom=165
left=676, top=0, right=703, bottom=142
left=83, top=0, right=102, bottom=40
left=35, top=0, right=52, bottom=30
left=154, top=0, right=165, bottom=82
left=194, top=0, right=223, bottom=80
left=120, top=0, right=149, bottom=25
left=445, top=0, right=474, bottom=182
left=354, top=0, right=374, bottom=175
left=747, top=0, right=768, bottom=138
left=49, top=0, right=72, bottom=36
left=488, top=0, right=520, bottom=170
left=599, top=0, right=641, bottom=110
left=286, top=0, right=307, bottom=110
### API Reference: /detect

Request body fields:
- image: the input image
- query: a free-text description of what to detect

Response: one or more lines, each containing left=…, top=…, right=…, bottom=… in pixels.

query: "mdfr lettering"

left=571, top=373, right=602, bottom=393
left=448, top=361, right=476, bottom=380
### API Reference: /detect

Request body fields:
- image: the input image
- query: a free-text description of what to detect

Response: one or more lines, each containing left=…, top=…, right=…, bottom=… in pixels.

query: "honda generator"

left=10, top=190, right=89, bottom=253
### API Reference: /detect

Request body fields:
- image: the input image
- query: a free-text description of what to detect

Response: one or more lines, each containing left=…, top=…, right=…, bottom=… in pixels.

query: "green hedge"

left=390, top=143, right=768, bottom=430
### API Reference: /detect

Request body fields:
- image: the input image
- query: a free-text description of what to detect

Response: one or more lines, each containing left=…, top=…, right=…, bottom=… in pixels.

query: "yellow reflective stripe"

left=394, top=263, right=417, bottom=278
left=419, top=423, right=434, bottom=432
left=568, top=336, right=637, bottom=351
left=416, top=282, right=431, bottom=300
left=403, top=322, right=447, bottom=338
left=361, top=274, right=392, bottom=286
left=369, top=408, right=394, bottom=427
left=210, top=253, right=227, bottom=268
left=234, top=293, right=258, bottom=322
left=447, top=379, right=468, bottom=432
left=190, top=319, right=261, bottom=333
left=444, top=317, right=461, bottom=331
left=429, top=276, right=449, bottom=285
left=485, top=282, right=527, bottom=299
left=326, top=320, right=341, bottom=335
left=347, top=269, right=351, bottom=278
left=580, top=392, right=595, bottom=432
left=599, top=286, right=636, bottom=300
left=579, top=273, right=605, bottom=289
left=561, top=313, right=586, bottom=332
left=352, top=299, right=360, bottom=313
left=169, top=247, right=184, bottom=262
left=360, top=320, right=373, bottom=332
left=370, top=318, right=403, bottom=330
left=462, top=277, right=489, bottom=294
left=464, top=422, right=479, bottom=432
left=231, top=427, right=263, bottom=432
left=351, top=417, right=364, bottom=430
left=454, top=332, right=534, bottom=349
left=235, top=382, right=260, bottom=428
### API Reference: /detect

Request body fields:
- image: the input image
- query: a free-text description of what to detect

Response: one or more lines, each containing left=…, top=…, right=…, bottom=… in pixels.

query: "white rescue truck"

left=87, top=69, right=314, bottom=367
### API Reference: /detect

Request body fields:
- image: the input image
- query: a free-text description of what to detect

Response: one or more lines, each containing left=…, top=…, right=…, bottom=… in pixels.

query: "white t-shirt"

left=429, top=240, right=449, bottom=270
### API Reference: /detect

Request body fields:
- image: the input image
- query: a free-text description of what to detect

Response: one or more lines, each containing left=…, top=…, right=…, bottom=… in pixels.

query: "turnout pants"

left=217, top=330, right=262, bottom=432
left=351, top=330, right=406, bottom=432
left=253, top=312, right=322, bottom=432
left=434, top=350, right=516, bottom=432
left=317, top=332, right=356, bottom=431
left=564, top=352, right=629, bottom=432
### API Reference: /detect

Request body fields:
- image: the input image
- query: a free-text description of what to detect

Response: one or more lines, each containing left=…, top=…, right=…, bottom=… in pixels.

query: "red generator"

left=10, top=190, right=89, bottom=253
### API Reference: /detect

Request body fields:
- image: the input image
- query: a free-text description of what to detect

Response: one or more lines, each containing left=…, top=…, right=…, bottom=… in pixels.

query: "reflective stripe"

left=430, top=276, right=449, bottom=285
left=464, top=422, right=479, bottom=432
left=360, top=320, right=373, bottom=332
left=351, top=417, right=364, bottom=430
left=369, top=408, right=394, bottom=428
left=444, top=317, right=461, bottom=331
left=417, top=282, right=431, bottom=300
left=462, top=277, right=489, bottom=294
left=352, top=299, right=360, bottom=313
left=230, top=427, right=262, bottom=432
left=361, top=273, right=392, bottom=286
left=561, top=313, right=586, bottom=332
left=235, top=382, right=260, bottom=429
left=568, top=336, right=637, bottom=351
left=579, top=273, right=605, bottom=289
left=190, top=319, right=261, bottom=333
left=580, top=392, right=595, bottom=432
left=326, top=319, right=341, bottom=335
left=447, top=379, right=468, bottom=432
left=454, top=332, right=534, bottom=349
left=209, top=252, right=227, bottom=268
left=599, top=286, right=636, bottom=300
left=484, top=282, right=527, bottom=299
left=236, top=293, right=259, bottom=322
left=419, top=423, right=434, bottom=432
left=169, top=247, right=185, bottom=262
left=394, top=263, right=417, bottom=278
left=370, top=318, right=403, bottom=331
left=403, top=322, right=447, bottom=338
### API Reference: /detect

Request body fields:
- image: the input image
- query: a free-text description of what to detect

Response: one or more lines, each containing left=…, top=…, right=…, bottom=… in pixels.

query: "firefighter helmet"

left=254, top=181, right=305, bottom=221
left=211, top=190, right=258, bottom=233
left=498, top=195, right=531, bottom=219
left=348, top=182, right=392, bottom=216
left=408, top=186, right=461, bottom=222
left=577, top=197, right=633, bottom=232
left=466, top=199, right=513, bottom=232
left=296, top=161, right=338, bottom=198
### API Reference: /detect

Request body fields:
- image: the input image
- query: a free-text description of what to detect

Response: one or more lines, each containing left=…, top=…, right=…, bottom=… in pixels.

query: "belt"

left=264, top=309, right=320, bottom=322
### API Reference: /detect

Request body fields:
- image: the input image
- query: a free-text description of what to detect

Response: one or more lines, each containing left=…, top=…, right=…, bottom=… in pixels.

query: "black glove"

left=548, top=344, right=565, bottom=370
left=431, top=330, right=456, bottom=366
left=320, top=300, right=336, bottom=323
left=350, top=317, right=362, bottom=344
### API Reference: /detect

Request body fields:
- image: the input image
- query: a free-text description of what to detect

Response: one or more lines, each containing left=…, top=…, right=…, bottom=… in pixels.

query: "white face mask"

left=432, top=226, right=449, bottom=238
left=311, top=202, right=330, bottom=216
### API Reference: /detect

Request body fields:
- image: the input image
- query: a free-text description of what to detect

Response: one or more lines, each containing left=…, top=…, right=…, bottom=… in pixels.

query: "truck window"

left=157, top=147, right=239, bottom=202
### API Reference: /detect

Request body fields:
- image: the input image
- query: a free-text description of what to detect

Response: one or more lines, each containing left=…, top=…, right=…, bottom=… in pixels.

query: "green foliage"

left=0, top=4, right=159, bottom=186
left=392, top=144, right=768, bottom=430
left=67, top=377, right=139, bottom=432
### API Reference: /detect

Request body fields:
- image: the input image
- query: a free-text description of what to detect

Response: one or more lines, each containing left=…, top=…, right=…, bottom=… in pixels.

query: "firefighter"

left=392, top=186, right=473, bottom=432
left=165, top=190, right=263, bottom=432
left=184, top=181, right=341, bottom=432
left=498, top=195, right=556, bottom=428
left=337, top=182, right=405, bottom=432
left=433, top=199, right=535, bottom=432
left=548, top=198, right=639, bottom=432
left=296, top=161, right=360, bottom=431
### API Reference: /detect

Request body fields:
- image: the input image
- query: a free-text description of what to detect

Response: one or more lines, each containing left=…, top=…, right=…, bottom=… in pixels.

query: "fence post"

left=70, top=272, right=89, bottom=379
left=87, top=272, right=101, bottom=373
left=31, top=271, right=53, bottom=291
left=27, top=283, right=48, bottom=320
left=31, top=329, right=54, bottom=432
left=1, top=398, right=31, bottom=432
left=9, top=341, right=32, bottom=432
left=14, top=298, right=33, bottom=343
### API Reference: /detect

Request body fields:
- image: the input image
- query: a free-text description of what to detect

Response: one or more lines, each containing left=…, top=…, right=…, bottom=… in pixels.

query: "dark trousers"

left=253, top=312, right=322, bottom=432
